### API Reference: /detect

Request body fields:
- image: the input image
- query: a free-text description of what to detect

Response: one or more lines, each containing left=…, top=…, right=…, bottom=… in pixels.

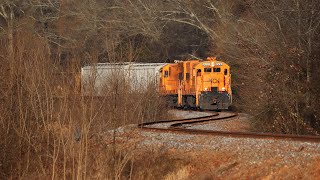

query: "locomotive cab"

left=159, top=63, right=180, bottom=107
left=194, top=57, right=232, bottom=110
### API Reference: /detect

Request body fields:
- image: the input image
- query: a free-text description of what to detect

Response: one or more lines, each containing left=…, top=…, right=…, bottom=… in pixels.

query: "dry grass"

left=164, top=166, right=191, bottom=180
left=0, top=30, right=169, bottom=179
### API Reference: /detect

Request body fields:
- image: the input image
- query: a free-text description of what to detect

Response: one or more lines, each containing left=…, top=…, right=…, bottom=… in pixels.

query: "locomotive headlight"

left=222, top=87, right=226, bottom=91
left=204, top=87, right=208, bottom=91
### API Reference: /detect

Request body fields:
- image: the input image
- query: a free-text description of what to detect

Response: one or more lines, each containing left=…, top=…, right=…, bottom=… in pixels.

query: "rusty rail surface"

left=170, top=113, right=238, bottom=128
left=138, top=112, right=320, bottom=143
left=138, top=112, right=219, bottom=127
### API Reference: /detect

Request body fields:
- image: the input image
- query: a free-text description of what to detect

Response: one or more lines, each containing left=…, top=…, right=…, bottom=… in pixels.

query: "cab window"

left=214, top=68, right=221, bottom=72
left=179, top=73, right=183, bottom=80
left=204, top=68, right=212, bottom=73
left=224, top=69, right=228, bottom=75
left=197, top=69, right=201, bottom=76
left=164, top=70, right=169, bottom=77
left=186, top=73, right=190, bottom=80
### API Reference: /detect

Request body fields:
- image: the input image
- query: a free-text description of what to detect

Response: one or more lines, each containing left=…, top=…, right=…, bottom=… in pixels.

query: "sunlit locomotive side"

left=160, top=57, right=232, bottom=110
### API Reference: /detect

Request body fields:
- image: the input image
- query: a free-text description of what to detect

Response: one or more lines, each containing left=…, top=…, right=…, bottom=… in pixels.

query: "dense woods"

left=1, top=0, right=320, bottom=178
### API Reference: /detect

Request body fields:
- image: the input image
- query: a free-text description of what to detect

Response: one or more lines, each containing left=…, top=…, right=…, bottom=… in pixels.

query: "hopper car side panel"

left=81, top=63, right=166, bottom=95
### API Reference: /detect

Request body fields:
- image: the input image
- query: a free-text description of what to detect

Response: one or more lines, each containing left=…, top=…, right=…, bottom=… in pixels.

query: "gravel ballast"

left=106, top=110, right=320, bottom=178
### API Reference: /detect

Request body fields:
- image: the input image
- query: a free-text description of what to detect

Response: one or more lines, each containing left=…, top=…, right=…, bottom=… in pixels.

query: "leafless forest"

left=1, top=0, right=320, bottom=179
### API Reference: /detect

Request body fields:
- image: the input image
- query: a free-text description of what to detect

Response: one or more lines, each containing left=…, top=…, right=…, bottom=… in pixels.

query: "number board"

left=215, top=62, right=223, bottom=66
left=202, top=62, right=211, bottom=66
left=202, top=62, right=223, bottom=66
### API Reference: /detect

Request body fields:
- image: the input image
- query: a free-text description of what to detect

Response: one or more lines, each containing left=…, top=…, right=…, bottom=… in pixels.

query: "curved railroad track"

left=138, top=111, right=320, bottom=143
left=138, top=111, right=220, bottom=128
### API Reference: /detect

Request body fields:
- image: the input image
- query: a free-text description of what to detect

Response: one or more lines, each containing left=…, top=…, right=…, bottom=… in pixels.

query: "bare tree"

left=153, top=0, right=320, bottom=134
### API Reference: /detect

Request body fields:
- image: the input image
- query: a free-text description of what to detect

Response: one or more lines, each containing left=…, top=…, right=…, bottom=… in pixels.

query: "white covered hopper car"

left=81, top=62, right=167, bottom=95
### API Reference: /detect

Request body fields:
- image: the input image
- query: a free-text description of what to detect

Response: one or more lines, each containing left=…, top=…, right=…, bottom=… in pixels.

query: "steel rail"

left=170, top=113, right=238, bottom=128
left=137, top=112, right=219, bottom=127
left=138, top=112, right=320, bottom=143
left=139, top=127, right=320, bottom=143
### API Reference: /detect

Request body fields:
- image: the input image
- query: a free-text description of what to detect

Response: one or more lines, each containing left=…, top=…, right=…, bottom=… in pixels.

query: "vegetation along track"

left=138, top=111, right=320, bottom=143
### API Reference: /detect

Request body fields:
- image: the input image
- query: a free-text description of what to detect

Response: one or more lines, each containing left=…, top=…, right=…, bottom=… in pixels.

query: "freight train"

left=81, top=57, right=232, bottom=110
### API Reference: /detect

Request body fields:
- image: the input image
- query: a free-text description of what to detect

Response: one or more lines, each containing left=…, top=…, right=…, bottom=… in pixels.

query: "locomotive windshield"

left=213, top=68, right=221, bottom=72
left=204, top=68, right=212, bottom=72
